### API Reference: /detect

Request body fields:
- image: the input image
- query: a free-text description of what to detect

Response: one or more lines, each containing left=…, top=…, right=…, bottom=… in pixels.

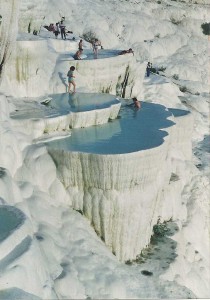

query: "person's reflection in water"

left=69, top=93, right=80, bottom=112
left=68, top=93, right=76, bottom=110
left=132, top=106, right=139, bottom=118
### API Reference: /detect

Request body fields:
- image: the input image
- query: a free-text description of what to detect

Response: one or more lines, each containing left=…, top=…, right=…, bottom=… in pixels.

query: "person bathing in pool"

left=127, top=97, right=141, bottom=109
left=132, top=97, right=141, bottom=109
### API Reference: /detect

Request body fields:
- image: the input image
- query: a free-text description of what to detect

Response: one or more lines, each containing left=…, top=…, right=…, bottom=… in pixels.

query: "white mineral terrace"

left=46, top=101, right=193, bottom=261
left=0, top=0, right=209, bottom=298
left=9, top=93, right=121, bottom=139
left=1, top=37, right=143, bottom=99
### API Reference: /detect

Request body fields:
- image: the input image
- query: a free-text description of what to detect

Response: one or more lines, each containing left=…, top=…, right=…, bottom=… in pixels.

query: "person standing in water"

left=146, top=62, right=152, bottom=77
left=78, top=39, right=83, bottom=50
left=67, top=66, right=76, bottom=93
left=92, top=38, right=101, bottom=59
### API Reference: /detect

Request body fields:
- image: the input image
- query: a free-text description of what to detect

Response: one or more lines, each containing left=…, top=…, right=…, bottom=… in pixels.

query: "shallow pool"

left=46, top=101, right=178, bottom=154
left=0, top=206, right=25, bottom=242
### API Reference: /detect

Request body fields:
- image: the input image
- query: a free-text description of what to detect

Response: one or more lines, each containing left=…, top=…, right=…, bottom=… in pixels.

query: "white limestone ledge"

left=46, top=102, right=194, bottom=261
left=59, top=52, right=146, bottom=98
left=0, top=37, right=83, bottom=97
left=0, top=40, right=57, bottom=98
left=168, top=108, right=193, bottom=160
left=150, top=108, right=194, bottom=227
left=1, top=38, right=145, bottom=100
left=48, top=136, right=173, bottom=262
left=48, top=38, right=79, bottom=53
left=9, top=93, right=121, bottom=139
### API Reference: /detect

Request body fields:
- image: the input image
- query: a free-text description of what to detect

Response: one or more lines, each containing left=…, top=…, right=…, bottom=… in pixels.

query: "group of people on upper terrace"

left=46, top=17, right=73, bottom=40
left=45, top=18, right=136, bottom=60
left=45, top=17, right=152, bottom=108
left=73, top=38, right=102, bottom=60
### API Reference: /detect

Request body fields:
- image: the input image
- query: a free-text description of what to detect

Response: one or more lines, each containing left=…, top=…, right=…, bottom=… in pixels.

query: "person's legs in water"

left=93, top=48, right=96, bottom=58
left=95, top=48, right=98, bottom=59
left=61, top=29, right=66, bottom=40
left=93, top=47, right=98, bottom=59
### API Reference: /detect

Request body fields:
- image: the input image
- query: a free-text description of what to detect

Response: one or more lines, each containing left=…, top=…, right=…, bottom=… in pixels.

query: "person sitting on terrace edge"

left=44, top=23, right=54, bottom=32
left=73, top=49, right=83, bottom=60
left=48, top=23, right=54, bottom=31
left=119, top=48, right=134, bottom=56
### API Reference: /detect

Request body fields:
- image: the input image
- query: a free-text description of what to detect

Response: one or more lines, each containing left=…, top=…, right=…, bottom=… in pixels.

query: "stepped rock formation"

left=47, top=105, right=193, bottom=261
left=1, top=0, right=209, bottom=298
left=9, top=93, right=121, bottom=139
left=0, top=0, right=194, bottom=264
left=1, top=37, right=145, bottom=98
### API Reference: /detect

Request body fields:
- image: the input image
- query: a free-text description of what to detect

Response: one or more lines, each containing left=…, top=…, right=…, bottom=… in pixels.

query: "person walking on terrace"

left=67, top=66, right=76, bottom=93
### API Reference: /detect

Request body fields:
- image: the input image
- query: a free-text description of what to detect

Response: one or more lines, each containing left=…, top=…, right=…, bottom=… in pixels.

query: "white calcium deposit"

left=0, top=0, right=209, bottom=299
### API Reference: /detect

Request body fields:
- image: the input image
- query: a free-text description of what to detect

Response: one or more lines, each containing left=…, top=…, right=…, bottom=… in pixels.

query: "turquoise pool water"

left=46, top=101, right=178, bottom=154
left=0, top=206, right=25, bottom=242
left=10, top=93, right=119, bottom=120
left=50, top=92, right=120, bottom=113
